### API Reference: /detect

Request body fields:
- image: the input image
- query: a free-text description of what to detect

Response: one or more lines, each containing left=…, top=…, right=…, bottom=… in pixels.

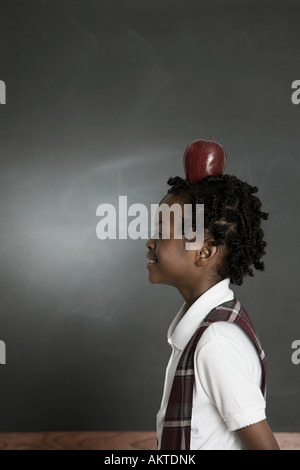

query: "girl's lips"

left=146, top=256, right=158, bottom=268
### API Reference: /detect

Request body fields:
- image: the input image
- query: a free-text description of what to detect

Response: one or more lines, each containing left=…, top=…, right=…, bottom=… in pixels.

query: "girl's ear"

left=195, top=239, right=218, bottom=266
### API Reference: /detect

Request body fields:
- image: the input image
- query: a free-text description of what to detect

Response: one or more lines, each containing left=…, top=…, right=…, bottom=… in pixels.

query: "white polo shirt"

left=156, top=278, right=266, bottom=450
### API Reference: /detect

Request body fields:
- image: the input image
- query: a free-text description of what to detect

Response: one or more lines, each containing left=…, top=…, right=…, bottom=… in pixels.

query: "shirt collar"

left=167, top=278, right=234, bottom=351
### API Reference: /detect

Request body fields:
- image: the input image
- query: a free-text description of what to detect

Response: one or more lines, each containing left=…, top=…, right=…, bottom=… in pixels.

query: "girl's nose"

left=146, top=236, right=156, bottom=250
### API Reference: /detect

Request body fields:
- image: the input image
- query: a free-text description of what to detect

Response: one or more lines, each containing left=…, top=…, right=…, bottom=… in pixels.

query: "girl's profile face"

left=146, top=194, right=197, bottom=288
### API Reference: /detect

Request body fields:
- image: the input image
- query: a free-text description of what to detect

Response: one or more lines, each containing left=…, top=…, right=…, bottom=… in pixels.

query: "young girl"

left=146, top=174, right=279, bottom=450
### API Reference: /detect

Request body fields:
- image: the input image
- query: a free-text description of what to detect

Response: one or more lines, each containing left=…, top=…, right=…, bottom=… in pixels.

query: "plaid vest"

left=160, top=298, right=267, bottom=450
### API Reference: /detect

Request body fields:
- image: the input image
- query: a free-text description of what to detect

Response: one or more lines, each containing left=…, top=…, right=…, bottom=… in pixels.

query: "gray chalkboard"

left=0, top=0, right=299, bottom=432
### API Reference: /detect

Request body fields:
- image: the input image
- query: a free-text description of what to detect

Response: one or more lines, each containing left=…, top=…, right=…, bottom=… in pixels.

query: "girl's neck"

left=179, top=275, right=222, bottom=309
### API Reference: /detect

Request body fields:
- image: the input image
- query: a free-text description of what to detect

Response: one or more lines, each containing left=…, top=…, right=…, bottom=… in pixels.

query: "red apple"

left=183, top=138, right=227, bottom=183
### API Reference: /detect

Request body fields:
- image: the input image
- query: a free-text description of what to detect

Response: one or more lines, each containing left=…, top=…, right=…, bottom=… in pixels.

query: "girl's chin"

left=147, top=269, right=163, bottom=284
left=148, top=273, right=160, bottom=284
left=148, top=273, right=173, bottom=287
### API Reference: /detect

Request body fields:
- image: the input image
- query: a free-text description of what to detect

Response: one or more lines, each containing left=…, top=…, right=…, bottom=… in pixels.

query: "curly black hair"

left=167, top=174, right=269, bottom=286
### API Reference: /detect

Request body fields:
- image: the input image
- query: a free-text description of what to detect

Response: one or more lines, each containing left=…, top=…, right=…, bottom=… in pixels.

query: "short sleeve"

left=195, top=337, right=266, bottom=431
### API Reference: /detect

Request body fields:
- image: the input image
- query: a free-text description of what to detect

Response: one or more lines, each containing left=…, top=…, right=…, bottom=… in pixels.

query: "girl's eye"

left=151, top=229, right=162, bottom=239
left=151, top=226, right=163, bottom=238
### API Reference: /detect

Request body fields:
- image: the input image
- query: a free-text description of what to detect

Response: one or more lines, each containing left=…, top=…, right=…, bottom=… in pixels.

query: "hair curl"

left=167, top=175, right=269, bottom=286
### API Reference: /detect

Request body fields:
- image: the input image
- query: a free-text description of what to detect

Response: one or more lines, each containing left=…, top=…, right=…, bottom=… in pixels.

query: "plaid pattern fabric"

left=160, top=298, right=267, bottom=450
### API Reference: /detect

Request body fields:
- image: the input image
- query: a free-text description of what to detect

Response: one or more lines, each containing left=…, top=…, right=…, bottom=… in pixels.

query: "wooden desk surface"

left=0, top=431, right=299, bottom=450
